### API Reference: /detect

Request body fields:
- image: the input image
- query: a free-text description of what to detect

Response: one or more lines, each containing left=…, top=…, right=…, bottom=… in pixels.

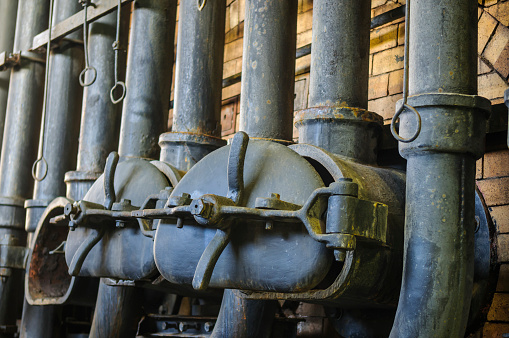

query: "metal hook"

left=110, top=81, right=126, bottom=104
left=390, top=103, right=422, bottom=143
left=197, top=0, right=207, bottom=11
left=79, top=0, right=97, bottom=87
left=32, top=157, right=49, bottom=182
left=79, top=66, right=97, bottom=87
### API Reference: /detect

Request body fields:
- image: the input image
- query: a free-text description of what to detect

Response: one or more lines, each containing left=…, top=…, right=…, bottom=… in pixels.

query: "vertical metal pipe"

left=159, top=0, right=226, bottom=171
left=20, top=0, right=83, bottom=336
left=0, top=0, right=18, bottom=154
left=211, top=289, right=276, bottom=338
left=65, top=12, right=123, bottom=200
left=390, top=0, right=489, bottom=336
left=0, top=0, right=49, bottom=332
left=308, top=0, right=370, bottom=109
left=238, top=0, right=297, bottom=142
left=172, top=0, right=225, bottom=137
left=90, top=2, right=177, bottom=337
left=295, top=0, right=381, bottom=164
left=117, top=0, right=177, bottom=160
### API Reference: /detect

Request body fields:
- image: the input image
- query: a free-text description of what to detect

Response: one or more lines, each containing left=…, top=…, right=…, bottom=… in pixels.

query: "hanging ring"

left=197, top=0, right=206, bottom=11
left=79, top=66, right=97, bottom=87
left=110, top=81, right=126, bottom=104
left=32, top=157, right=48, bottom=182
left=391, top=103, right=422, bottom=143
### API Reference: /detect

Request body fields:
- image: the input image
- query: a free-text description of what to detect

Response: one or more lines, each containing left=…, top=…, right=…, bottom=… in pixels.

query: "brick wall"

left=171, top=1, right=509, bottom=334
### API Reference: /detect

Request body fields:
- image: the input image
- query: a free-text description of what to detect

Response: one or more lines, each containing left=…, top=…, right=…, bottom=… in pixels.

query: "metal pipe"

left=0, top=0, right=49, bottom=332
left=159, top=0, right=226, bottom=171
left=295, top=0, right=380, bottom=164
left=20, top=0, right=83, bottom=335
left=390, top=0, right=489, bottom=336
left=211, top=290, right=276, bottom=338
left=0, top=0, right=18, bottom=155
left=238, top=0, right=298, bottom=142
left=117, top=0, right=176, bottom=160
left=308, top=0, right=370, bottom=109
left=90, top=2, right=177, bottom=337
left=211, top=1, right=296, bottom=336
left=65, top=12, right=124, bottom=200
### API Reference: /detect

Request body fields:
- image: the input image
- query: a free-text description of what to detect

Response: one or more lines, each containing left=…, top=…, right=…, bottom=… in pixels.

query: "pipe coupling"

left=396, top=93, right=491, bottom=159
left=0, top=197, right=26, bottom=228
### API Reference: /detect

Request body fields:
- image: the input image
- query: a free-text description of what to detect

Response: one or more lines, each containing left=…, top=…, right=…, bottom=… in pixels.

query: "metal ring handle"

left=391, top=103, right=422, bottom=143
left=32, top=157, right=48, bottom=182
left=79, top=66, right=97, bottom=87
left=110, top=81, right=126, bottom=104
left=197, top=0, right=206, bottom=11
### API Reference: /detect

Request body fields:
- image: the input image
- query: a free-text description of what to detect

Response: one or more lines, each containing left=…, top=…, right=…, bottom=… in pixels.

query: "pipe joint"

left=295, top=106, right=383, bottom=164
left=397, top=93, right=491, bottom=159
left=24, top=199, right=51, bottom=233
left=0, top=197, right=26, bottom=229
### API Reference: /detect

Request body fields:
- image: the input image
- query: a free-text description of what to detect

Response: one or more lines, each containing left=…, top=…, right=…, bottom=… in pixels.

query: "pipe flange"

left=159, top=131, right=226, bottom=148
left=24, top=199, right=51, bottom=233
left=294, top=106, right=383, bottom=127
left=64, top=170, right=102, bottom=183
left=396, top=93, right=491, bottom=159
left=0, top=196, right=26, bottom=229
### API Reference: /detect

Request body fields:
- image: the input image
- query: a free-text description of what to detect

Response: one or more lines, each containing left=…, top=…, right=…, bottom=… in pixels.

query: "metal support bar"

left=31, top=0, right=134, bottom=52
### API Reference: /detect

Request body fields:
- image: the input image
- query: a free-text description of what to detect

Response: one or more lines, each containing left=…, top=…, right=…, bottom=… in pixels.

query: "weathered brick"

left=224, top=38, right=243, bottom=62
left=478, top=57, right=492, bottom=75
left=223, top=59, right=237, bottom=79
left=373, top=3, right=400, bottom=17
left=222, top=82, right=241, bottom=100
left=484, top=0, right=500, bottom=7
left=476, top=157, right=483, bottom=179
left=487, top=293, right=509, bottom=320
left=388, top=69, right=404, bottom=95
left=368, top=73, right=389, bottom=100
left=497, top=264, right=509, bottom=291
left=369, top=53, right=373, bottom=75
left=397, top=22, right=405, bottom=46
left=297, top=10, right=313, bottom=34
left=487, top=1, right=509, bottom=26
left=230, top=0, right=239, bottom=29
left=296, top=54, right=311, bottom=75
left=372, top=0, right=387, bottom=8
left=371, top=24, right=398, bottom=54
left=478, top=72, right=508, bottom=101
left=238, top=0, right=245, bottom=23
left=372, top=46, right=405, bottom=75
left=484, top=150, right=509, bottom=178
left=368, top=94, right=402, bottom=120
left=297, top=30, right=312, bottom=49
left=225, top=6, right=231, bottom=33
left=484, top=24, right=509, bottom=71
left=478, top=12, right=498, bottom=54
left=483, top=322, right=509, bottom=337
left=477, top=177, right=509, bottom=206
left=491, top=205, right=509, bottom=233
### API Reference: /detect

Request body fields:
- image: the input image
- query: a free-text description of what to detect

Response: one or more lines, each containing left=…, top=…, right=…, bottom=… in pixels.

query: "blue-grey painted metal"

left=0, top=0, right=18, bottom=156
left=90, top=2, right=177, bottom=337
left=117, top=0, right=176, bottom=160
left=20, top=0, right=83, bottom=336
left=0, top=0, right=49, bottom=333
left=239, top=0, right=298, bottom=142
left=390, top=0, right=490, bottom=336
